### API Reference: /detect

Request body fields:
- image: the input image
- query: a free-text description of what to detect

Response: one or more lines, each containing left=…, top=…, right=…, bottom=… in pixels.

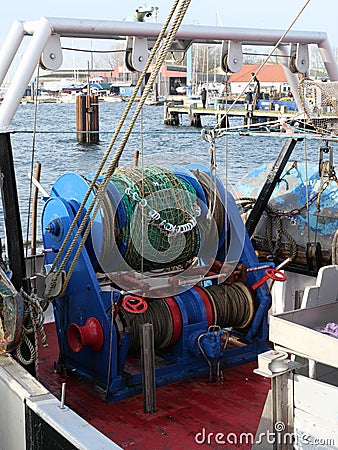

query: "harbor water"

left=1, top=101, right=329, bottom=243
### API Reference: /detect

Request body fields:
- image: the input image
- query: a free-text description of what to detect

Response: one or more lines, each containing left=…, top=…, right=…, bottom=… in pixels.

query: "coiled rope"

left=265, top=212, right=298, bottom=261
left=16, top=290, right=47, bottom=372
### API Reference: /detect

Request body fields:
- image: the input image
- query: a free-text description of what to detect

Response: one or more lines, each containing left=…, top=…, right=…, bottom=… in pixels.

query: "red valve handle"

left=265, top=268, right=287, bottom=282
left=122, top=295, right=148, bottom=314
left=251, top=268, right=287, bottom=290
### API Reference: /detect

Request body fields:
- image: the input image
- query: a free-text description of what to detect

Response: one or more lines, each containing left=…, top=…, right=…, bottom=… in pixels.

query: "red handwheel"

left=122, top=295, right=148, bottom=314
left=251, top=268, right=287, bottom=290
left=265, top=268, right=287, bottom=282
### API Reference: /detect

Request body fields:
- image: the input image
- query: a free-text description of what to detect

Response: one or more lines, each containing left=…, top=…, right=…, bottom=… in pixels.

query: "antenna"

left=215, top=11, right=223, bottom=27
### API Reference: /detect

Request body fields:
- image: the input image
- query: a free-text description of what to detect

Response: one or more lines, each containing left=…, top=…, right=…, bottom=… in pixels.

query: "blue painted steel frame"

left=41, top=169, right=271, bottom=401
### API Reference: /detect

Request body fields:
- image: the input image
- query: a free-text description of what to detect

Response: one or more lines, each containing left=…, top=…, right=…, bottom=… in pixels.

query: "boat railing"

left=1, top=17, right=338, bottom=130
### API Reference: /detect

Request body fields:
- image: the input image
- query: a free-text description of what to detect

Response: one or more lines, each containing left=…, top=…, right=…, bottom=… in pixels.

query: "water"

left=1, top=101, right=332, bottom=242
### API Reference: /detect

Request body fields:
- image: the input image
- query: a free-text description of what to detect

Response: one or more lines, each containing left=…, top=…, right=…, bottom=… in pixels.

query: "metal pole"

left=0, top=17, right=52, bottom=129
left=0, top=20, right=25, bottom=87
left=0, top=133, right=27, bottom=291
left=245, top=138, right=299, bottom=238
left=31, top=162, right=41, bottom=257
left=318, top=38, right=338, bottom=81
left=140, top=323, right=156, bottom=413
left=277, top=45, right=304, bottom=112
left=272, top=372, right=291, bottom=450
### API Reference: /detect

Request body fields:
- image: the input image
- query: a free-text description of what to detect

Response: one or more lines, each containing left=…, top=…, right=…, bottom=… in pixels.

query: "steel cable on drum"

left=202, top=283, right=254, bottom=329
left=119, top=298, right=174, bottom=353
left=118, top=282, right=254, bottom=354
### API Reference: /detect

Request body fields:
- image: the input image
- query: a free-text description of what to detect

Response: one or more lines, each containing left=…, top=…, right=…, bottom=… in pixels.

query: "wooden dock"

left=163, top=102, right=297, bottom=128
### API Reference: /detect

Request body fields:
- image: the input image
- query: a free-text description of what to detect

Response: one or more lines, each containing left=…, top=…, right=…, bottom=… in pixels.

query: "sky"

left=1, top=0, right=338, bottom=70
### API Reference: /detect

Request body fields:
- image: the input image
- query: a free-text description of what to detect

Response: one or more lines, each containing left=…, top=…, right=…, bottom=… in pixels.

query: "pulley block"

left=221, top=40, right=243, bottom=73
left=125, top=36, right=149, bottom=72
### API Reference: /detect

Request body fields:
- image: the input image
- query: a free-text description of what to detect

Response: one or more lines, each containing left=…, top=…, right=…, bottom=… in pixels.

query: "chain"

left=124, top=186, right=200, bottom=234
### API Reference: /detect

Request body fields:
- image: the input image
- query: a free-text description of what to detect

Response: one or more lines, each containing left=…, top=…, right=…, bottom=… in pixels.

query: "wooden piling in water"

left=76, top=94, right=99, bottom=144
left=133, top=150, right=140, bottom=167
left=164, top=102, right=180, bottom=126
left=244, top=103, right=259, bottom=127
left=215, top=104, right=229, bottom=129
left=188, top=103, right=202, bottom=127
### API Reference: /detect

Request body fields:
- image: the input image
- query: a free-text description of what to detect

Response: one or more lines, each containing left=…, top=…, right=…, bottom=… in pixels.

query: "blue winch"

left=41, top=164, right=274, bottom=401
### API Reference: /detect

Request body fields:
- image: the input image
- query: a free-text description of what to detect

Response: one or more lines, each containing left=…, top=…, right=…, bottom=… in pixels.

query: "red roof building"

left=228, top=64, right=290, bottom=95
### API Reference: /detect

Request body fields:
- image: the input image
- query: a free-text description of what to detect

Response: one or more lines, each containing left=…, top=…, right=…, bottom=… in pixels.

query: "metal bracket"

left=319, top=143, right=335, bottom=178
left=40, top=34, right=63, bottom=71
left=289, top=43, right=309, bottom=74
left=245, top=138, right=299, bottom=237
left=125, top=36, right=148, bottom=72
left=221, top=40, right=243, bottom=73
left=254, top=350, right=300, bottom=378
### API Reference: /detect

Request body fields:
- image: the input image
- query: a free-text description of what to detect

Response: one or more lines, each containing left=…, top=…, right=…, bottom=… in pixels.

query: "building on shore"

left=15, top=63, right=293, bottom=101
left=228, top=64, right=292, bottom=98
left=37, top=65, right=187, bottom=98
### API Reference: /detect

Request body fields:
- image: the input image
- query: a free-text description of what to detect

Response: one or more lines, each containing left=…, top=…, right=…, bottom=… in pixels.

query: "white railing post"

left=318, top=38, right=338, bottom=81
left=0, top=20, right=25, bottom=87
left=0, top=17, right=52, bottom=130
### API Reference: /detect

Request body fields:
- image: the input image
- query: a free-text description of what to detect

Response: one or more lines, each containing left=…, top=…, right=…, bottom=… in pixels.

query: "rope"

left=45, top=0, right=192, bottom=299
left=192, top=170, right=225, bottom=240
left=16, top=333, right=36, bottom=366
left=265, top=213, right=298, bottom=261
left=62, top=46, right=125, bottom=54
left=139, top=106, right=145, bottom=275
left=235, top=196, right=303, bottom=261
left=16, top=289, right=47, bottom=371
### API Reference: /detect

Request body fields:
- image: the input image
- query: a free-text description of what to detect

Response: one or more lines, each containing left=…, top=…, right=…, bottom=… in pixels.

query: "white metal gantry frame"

left=0, top=16, right=338, bottom=130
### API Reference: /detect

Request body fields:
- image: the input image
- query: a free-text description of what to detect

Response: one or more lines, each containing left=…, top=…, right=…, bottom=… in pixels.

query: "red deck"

left=38, top=323, right=270, bottom=449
